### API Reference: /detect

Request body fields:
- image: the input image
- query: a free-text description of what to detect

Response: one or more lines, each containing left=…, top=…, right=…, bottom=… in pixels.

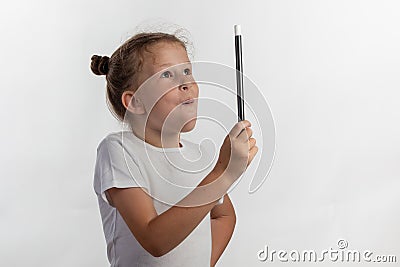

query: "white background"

left=1, top=0, right=399, bottom=266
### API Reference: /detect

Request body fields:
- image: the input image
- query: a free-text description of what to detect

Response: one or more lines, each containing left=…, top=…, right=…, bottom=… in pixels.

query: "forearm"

left=147, top=169, right=232, bottom=257
left=210, top=213, right=236, bottom=266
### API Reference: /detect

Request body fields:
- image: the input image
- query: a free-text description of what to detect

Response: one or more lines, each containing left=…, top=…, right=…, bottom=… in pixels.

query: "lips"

left=182, top=98, right=195, bottom=104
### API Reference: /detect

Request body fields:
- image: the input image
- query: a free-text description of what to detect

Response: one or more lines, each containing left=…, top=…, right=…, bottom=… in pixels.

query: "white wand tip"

left=234, top=25, right=241, bottom=36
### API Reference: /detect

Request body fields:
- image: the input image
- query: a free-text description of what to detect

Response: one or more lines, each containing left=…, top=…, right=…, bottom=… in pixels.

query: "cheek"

left=151, top=93, right=179, bottom=117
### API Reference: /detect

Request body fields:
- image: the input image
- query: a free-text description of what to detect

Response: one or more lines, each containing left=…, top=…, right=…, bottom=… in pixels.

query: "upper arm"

left=95, top=138, right=161, bottom=255
left=106, top=186, right=159, bottom=256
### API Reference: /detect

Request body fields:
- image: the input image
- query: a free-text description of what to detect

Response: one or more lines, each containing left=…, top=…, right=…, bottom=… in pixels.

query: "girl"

left=91, top=30, right=258, bottom=267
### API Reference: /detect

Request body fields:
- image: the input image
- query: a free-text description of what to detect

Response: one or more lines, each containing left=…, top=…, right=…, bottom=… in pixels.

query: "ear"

left=122, top=91, right=145, bottom=115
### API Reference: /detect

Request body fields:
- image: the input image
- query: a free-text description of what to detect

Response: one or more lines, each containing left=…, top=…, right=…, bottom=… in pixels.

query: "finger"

left=248, top=137, right=256, bottom=148
left=238, top=127, right=253, bottom=142
left=247, top=146, right=259, bottom=166
left=251, top=145, right=259, bottom=154
left=229, top=120, right=251, bottom=138
left=231, top=120, right=251, bottom=138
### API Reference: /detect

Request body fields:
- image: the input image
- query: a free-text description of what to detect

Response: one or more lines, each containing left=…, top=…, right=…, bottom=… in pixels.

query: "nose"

left=178, top=71, right=196, bottom=91
left=179, top=81, right=190, bottom=91
left=179, top=81, right=192, bottom=91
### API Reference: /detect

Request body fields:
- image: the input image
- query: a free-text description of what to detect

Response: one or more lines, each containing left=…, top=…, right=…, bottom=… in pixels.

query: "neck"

left=130, top=125, right=182, bottom=148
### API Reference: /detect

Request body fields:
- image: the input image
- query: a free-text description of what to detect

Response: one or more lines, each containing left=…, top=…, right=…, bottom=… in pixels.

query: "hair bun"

left=90, top=55, right=110, bottom=76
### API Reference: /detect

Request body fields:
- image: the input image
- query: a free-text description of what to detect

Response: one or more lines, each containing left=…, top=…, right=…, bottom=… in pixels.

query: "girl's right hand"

left=212, top=120, right=258, bottom=182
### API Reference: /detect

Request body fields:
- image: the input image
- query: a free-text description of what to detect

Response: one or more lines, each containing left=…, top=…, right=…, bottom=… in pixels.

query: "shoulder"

left=95, top=131, right=145, bottom=167
left=96, top=131, right=130, bottom=150
left=95, top=131, right=135, bottom=161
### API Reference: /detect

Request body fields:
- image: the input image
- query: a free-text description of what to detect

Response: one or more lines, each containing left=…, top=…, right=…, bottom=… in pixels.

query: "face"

left=133, top=41, right=199, bottom=134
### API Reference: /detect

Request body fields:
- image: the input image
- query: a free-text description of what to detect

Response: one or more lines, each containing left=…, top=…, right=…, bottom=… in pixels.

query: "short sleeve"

left=94, top=138, right=150, bottom=205
left=216, top=195, right=224, bottom=205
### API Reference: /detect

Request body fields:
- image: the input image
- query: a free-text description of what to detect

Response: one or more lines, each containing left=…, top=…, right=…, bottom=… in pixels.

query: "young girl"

left=91, top=31, right=258, bottom=267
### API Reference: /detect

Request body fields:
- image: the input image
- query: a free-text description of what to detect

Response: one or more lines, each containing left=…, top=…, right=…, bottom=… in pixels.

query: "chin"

left=181, top=118, right=197, bottom=133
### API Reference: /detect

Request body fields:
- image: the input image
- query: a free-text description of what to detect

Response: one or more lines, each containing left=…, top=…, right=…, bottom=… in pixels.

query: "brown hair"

left=90, top=31, right=191, bottom=122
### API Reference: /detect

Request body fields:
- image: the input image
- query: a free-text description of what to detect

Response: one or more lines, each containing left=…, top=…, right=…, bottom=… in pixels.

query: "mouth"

left=182, top=98, right=195, bottom=105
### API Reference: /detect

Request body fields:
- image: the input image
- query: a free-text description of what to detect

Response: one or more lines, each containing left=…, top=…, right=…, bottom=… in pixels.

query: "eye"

left=183, top=68, right=192, bottom=75
left=160, top=71, right=172, bottom=78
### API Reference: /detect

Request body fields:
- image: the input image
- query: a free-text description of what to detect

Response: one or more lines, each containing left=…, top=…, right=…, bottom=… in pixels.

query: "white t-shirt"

left=93, top=130, right=224, bottom=267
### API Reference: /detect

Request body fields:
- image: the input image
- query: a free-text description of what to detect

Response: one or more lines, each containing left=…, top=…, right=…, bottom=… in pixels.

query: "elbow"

left=140, top=237, right=170, bottom=258
left=138, top=224, right=175, bottom=257
left=149, top=245, right=165, bottom=258
left=148, top=245, right=170, bottom=258
left=140, top=243, right=163, bottom=258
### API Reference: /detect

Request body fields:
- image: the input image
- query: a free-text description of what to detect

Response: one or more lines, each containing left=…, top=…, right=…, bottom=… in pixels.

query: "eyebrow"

left=157, top=61, right=191, bottom=68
